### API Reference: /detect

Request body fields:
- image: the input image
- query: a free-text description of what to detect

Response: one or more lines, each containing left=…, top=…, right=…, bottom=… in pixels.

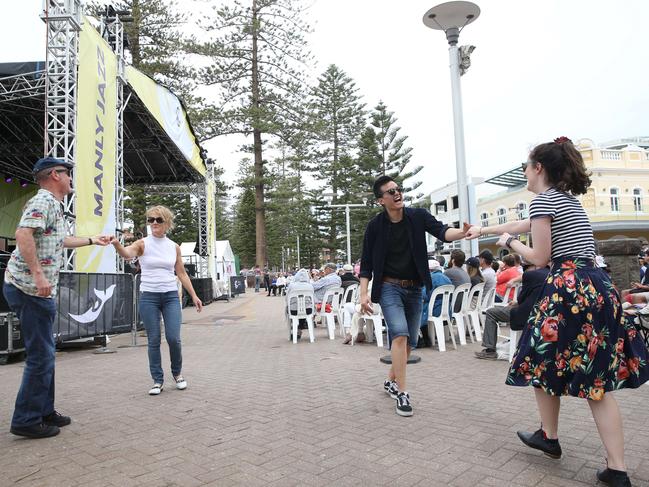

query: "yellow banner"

left=207, top=177, right=216, bottom=279
left=126, top=66, right=206, bottom=177
left=74, top=17, right=117, bottom=272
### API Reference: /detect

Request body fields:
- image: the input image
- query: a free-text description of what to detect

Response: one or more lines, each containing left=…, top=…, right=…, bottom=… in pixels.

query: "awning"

left=0, top=62, right=206, bottom=183
left=484, top=165, right=527, bottom=188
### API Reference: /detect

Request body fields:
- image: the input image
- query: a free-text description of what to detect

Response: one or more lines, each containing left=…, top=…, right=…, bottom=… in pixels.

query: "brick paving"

left=1, top=290, right=648, bottom=486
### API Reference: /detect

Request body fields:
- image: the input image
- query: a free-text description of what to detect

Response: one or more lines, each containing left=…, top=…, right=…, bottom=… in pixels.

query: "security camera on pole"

left=423, top=1, right=480, bottom=256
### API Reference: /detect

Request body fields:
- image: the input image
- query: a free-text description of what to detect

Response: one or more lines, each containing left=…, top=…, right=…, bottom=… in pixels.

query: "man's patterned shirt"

left=5, top=189, right=66, bottom=297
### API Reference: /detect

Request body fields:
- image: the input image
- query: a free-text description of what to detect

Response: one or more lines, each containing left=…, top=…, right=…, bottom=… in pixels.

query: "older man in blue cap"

left=3, top=157, right=112, bottom=438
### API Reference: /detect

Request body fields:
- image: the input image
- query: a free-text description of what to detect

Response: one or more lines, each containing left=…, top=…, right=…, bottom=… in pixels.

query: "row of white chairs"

left=286, top=283, right=387, bottom=346
left=287, top=281, right=522, bottom=357
left=426, top=281, right=521, bottom=359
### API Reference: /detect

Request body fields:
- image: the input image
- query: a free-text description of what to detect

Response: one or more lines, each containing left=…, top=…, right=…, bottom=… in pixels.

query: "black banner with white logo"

left=55, top=272, right=134, bottom=343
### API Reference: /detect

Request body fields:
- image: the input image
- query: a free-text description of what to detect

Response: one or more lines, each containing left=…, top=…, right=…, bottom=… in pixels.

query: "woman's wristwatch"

left=505, top=235, right=518, bottom=249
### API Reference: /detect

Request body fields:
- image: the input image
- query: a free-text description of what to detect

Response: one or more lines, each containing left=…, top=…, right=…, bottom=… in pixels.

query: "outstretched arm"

left=64, top=235, right=113, bottom=248
left=112, top=238, right=144, bottom=260
left=496, top=217, right=551, bottom=267
left=466, top=219, right=531, bottom=240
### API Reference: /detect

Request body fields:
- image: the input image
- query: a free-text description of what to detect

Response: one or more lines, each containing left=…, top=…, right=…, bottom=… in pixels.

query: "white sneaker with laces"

left=174, top=375, right=187, bottom=390
left=148, top=383, right=163, bottom=395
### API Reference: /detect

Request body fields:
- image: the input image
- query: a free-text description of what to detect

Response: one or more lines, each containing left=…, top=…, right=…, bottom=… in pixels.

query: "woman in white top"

left=112, top=206, right=202, bottom=395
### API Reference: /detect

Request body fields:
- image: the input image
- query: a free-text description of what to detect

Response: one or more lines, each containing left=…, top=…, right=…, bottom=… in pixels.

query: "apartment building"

left=428, top=138, right=649, bottom=257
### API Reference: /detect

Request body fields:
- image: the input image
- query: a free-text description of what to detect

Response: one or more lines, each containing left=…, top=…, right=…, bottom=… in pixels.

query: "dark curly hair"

left=529, top=139, right=592, bottom=195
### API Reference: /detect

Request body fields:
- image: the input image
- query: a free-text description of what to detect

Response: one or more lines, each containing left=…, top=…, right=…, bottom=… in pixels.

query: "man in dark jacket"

left=359, top=175, right=466, bottom=416
left=474, top=264, right=550, bottom=360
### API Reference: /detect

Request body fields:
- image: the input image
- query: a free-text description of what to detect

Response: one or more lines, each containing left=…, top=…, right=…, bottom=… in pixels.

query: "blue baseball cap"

left=32, top=156, right=74, bottom=175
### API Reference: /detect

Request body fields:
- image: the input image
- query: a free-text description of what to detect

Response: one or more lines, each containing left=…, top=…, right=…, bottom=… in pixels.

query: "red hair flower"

left=554, top=136, right=572, bottom=145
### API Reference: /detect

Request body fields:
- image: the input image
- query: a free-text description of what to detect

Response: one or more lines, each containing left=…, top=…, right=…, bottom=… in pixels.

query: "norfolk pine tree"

left=308, top=64, right=366, bottom=258
left=193, top=0, right=313, bottom=268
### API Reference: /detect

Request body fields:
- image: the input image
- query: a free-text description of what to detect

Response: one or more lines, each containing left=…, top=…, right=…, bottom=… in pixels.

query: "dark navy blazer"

left=360, top=207, right=449, bottom=303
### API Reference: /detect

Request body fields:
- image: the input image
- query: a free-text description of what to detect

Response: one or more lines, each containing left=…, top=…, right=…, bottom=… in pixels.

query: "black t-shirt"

left=383, top=219, right=419, bottom=280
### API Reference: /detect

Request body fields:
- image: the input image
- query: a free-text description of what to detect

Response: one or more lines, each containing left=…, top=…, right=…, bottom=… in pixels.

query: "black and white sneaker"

left=383, top=379, right=399, bottom=399
left=395, top=391, right=413, bottom=417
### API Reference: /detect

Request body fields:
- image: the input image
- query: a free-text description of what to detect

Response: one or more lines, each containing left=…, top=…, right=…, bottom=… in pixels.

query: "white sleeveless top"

left=139, top=235, right=179, bottom=293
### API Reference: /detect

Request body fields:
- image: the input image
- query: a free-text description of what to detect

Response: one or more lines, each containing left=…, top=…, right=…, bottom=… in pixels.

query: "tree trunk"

left=251, top=0, right=267, bottom=267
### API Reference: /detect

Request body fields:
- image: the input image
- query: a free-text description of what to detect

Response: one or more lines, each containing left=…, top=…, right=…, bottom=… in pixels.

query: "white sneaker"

left=174, top=375, right=187, bottom=390
left=148, top=383, right=163, bottom=395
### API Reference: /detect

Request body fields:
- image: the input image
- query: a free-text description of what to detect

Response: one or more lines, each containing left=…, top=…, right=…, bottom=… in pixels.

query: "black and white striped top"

left=528, top=187, right=596, bottom=260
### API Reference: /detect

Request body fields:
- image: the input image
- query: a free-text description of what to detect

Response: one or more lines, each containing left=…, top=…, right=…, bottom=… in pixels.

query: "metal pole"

left=345, top=205, right=352, bottom=265
left=447, top=27, right=470, bottom=255
left=329, top=203, right=364, bottom=264
left=297, top=235, right=301, bottom=269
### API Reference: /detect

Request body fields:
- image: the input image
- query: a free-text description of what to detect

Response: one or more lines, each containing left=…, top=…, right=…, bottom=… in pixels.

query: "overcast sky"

left=2, top=0, right=648, bottom=198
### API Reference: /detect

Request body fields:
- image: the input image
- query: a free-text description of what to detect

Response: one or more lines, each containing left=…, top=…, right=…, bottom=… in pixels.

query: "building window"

left=451, top=195, right=459, bottom=209
left=480, top=212, right=489, bottom=227
left=633, top=188, right=643, bottom=212
left=610, top=188, right=619, bottom=212
left=497, top=207, right=507, bottom=224
left=515, top=202, right=528, bottom=220
left=435, top=200, right=447, bottom=215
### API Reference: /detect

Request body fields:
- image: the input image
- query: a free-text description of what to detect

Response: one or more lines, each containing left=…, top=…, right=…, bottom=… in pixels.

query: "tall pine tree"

left=308, top=64, right=366, bottom=259
left=371, top=101, right=423, bottom=200
left=193, top=0, right=312, bottom=268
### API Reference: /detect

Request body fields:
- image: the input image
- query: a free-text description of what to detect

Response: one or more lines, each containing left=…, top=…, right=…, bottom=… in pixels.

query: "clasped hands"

left=461, top=223, right=511, bottom=248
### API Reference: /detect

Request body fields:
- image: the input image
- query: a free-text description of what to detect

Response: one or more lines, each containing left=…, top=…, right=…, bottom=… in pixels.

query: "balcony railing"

left=600, top=150, right=622, bottom=160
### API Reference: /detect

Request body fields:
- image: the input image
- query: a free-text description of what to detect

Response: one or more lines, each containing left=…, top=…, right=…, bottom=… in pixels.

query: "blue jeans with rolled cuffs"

left=3, top=282, right=57, bottom=427
left=139, top=291, right=183, bottom=383
left=379, top=282, right=423, bottom=349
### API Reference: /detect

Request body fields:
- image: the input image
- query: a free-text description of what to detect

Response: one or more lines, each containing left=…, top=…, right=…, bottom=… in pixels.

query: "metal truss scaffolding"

left=41, top=0, right=82, bottom=270
left=101, top=8, right=130, bottom=272
left=0, top=71, right=46, bottom=103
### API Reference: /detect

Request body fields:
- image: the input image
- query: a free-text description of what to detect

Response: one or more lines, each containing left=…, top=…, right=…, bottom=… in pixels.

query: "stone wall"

left=596, top=238, right=643, bottom=290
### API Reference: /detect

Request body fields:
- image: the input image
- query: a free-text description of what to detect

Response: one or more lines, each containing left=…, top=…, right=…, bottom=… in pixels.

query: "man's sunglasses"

left=52, top=168, right=72, bottom=177
left=147, top=217, right=165, bottom=224
left=382, top=187, right=403, bottom=197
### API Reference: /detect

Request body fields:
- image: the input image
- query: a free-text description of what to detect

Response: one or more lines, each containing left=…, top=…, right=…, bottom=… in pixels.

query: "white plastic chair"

left=285, top=290, right=315, bottom=343
left=465, top=282, right=485, bottom=341
left=479, top=287, right=496, bottom=330
left=450, top=283, right=472, bottom=345
left=495, top=283, right=522, bottom=362
left=497, top=325, right=520, bottom=363
left=426, top=284, right=454, bottom=351
left=350, top=302, right=384, bottom=347
left=316, top=286, right=344, bottom=339
left=338, top=283, right=359, bottom=334
left=495, top=282, right=521, bottom=306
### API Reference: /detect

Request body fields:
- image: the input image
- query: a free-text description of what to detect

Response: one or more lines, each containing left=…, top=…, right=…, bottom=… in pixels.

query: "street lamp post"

left=296, top=235, right=300, bottom=269
left=423, top=1, right=480, bottom=256
left=329, top=203, right=365, bottom=265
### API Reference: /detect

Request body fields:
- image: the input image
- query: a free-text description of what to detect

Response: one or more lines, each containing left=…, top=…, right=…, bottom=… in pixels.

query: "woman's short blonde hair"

left=146, top=205, right=175, bottom=231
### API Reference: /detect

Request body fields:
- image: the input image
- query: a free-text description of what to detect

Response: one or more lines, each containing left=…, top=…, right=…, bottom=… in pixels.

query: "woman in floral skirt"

left=467, top=137, right=648, bottom=487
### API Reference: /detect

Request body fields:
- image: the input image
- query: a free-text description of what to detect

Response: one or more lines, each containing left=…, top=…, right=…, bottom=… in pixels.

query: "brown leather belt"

left=382, top=276, right=421, bottom=288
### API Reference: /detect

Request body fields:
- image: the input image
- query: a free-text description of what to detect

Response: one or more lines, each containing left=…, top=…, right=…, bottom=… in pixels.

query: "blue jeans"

left=255, top=276, right=260, bottom=292
left=139, top=291, right=183, bottom=383
left=3, top=282, right=57, bottom=427
left=379, top=283, right=423, bottom=349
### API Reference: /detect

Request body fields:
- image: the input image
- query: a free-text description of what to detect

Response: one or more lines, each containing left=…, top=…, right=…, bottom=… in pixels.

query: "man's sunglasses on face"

left=147, top=217, right=165, bottom=224
left=52, top=168, right=72, bottom=177
left=382, top=187, right=403, bottom=197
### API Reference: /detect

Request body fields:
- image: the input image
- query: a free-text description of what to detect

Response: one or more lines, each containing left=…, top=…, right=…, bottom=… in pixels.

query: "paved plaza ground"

left=1, top=290, right=648, bottom=486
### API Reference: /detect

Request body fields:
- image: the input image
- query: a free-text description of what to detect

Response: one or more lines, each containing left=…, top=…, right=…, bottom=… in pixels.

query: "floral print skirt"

left=506, top=257, right=649, bottom=399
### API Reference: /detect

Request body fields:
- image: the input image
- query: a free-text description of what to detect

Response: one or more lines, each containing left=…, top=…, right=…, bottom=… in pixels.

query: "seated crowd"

left=273, top=246, right=642, bottom=353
